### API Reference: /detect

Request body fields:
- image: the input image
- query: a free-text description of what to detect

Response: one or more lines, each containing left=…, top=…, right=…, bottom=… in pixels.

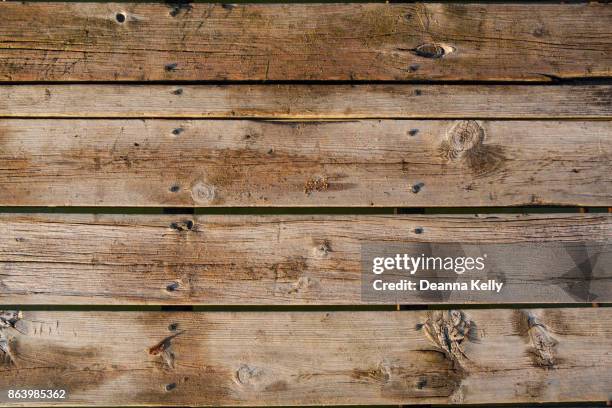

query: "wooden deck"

left=0, top=1, right=610, bottom=407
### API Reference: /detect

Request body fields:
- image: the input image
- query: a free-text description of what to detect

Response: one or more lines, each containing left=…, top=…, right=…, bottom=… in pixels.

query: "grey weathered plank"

left=1, top=3, right=611, bottom=81
left=1, top=213, right=610, bottom=305
left=0, top=85, right=610, bottom=119
left=0, top=119, right=611, bottom=207
left=0, top=309, right=610, bottom=406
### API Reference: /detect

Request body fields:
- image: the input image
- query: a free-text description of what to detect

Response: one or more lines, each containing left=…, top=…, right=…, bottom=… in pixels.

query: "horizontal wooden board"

left=1, top=85, right=611, bottom=119
left=1, top=119, right=611, bottom=207
left=1, top=3, right=611, bottom=81
left=0, top=309, right=610, bottom=405
left=1, top=214, right=610, bottom=305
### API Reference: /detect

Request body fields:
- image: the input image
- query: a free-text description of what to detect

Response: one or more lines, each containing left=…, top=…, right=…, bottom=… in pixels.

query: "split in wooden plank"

left=0, top=309, right=610, bottom=405
left=1, top=213, right=610, bottom=305
left=1, top=119, right=611, bottom=207
left=1, top=84, right=611, bottom=119
left=1, top=3, right=611, bottom=81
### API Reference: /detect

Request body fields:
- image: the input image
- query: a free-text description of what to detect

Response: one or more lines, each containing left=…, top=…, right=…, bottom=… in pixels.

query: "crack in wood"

left=514, top=310, right=559, bottom=368
left=0, top=310, right=22, bottom=367
left=416, top=310, right=479, bottom=371
left=148, top=330, right=185, bottom=369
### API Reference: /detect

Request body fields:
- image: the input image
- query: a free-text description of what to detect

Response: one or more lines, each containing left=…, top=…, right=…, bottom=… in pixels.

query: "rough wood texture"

left=1, top=3, right=611, bottom=81
left=1, top=119, right=611, bottom=207
left=0, top=309, right=610, bottom=406
left=1, top=85, right=611, bottom=119
left=1, top=214, right=610, bottom=305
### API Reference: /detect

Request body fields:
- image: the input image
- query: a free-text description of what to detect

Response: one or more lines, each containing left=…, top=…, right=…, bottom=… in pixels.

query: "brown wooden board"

left=1, top=3, right=611, bottom=82
left=1, top=213, right=610, bottom=305
left=1, top=85, right=611, bottom=119
left=0, top=309, right=610, bottom=406
left=1, top=119, right=611, bottom=207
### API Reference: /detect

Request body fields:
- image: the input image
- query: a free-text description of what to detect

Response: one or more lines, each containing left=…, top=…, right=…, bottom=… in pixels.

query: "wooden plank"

left=1, top=119, right=611, bottom=207
left=1, top=213, right=610, bottom=305
left=1, top=3, right=611, bottom=82
left=0, top=309, right=610, bottom=405
left=1, top=84, right=611, bottom=119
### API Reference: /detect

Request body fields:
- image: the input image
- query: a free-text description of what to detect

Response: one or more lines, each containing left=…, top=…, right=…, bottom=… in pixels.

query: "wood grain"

left=0, top=309, right=610, bottom=405
left=1, top=213, right=610, bottom=305
left=1, top=3, right=611, bottom=81
left=1, top=119, right=611, bottom=207
left=1, top=85, right=611, bottom=119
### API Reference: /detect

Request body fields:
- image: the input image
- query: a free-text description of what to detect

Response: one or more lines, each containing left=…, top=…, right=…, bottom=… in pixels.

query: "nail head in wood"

left=166, top=282, right=180, bottom=292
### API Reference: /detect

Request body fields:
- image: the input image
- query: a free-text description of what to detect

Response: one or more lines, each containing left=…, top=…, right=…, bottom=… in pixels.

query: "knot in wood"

left=529, top=326, right=557, bottom=367
left=304, top=176, right=329, bottom=195
left=0, top=335, right=15, bottom=367
left=191, top=182, right=216, bottom=204
left=0, top=311, right=21, bottom=329
left=413, top=43, right=455, bottom=59
left=417, top=310, right=478, bottom=370
left=164, top=63, right=178, bottom=72
left=313, top=239, right=332, bottom=257
left=442, top=120, right=485, bottom=160
left=166, top=1, right=193, bottom=17
left=287, top=276, right=317, bottom=294
left=525, top=313, right=558, bottom=368
left=170, top=220, right=194, bottom=231
left=115, top=12, right=126, bottom=23
left=148, top=331, right=184, bottom=369
left=352, top=361, right=391, bottom=384
left=0, top=311, right=21, bottom=367
left=439, top=120, right=506, bottom=176
left=236, top=364, right=263, bottom=385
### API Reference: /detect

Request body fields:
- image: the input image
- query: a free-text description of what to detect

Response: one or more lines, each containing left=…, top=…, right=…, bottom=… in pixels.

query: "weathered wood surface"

left=0, top=309, right=610, bottom=406
left=1, top=119, right=611, bottom=207
left=1, top=3, right=611, bottom=82
left=1, top=85, right=611, bottom=119
left=1, top=214, right=610, bottom=305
